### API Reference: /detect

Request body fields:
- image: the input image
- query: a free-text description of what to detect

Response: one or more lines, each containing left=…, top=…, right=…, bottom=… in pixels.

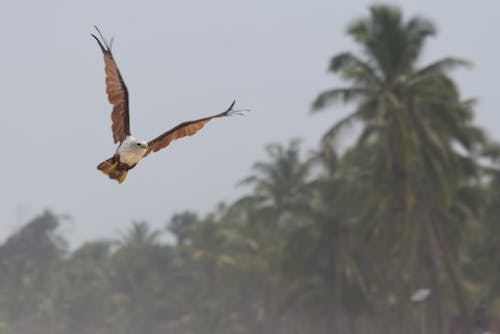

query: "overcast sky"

left=2, top=0, right=499, bottom=246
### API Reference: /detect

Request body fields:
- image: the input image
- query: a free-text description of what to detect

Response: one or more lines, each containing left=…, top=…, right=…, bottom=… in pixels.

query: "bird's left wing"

left=144, top=100, right=246, bottom=157
left=91, top=26, right=131, bottom=144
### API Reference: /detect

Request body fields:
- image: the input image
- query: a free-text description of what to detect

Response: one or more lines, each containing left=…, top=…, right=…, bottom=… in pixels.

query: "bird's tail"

left=97, top=157, right=128, bottom=183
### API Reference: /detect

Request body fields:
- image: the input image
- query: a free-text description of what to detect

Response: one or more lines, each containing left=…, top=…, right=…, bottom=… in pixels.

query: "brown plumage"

left=91, top=28, right=130, bottom=144
left=92, top=27, right=247, bottom=183
left=96, top=156, right=132, bottom=184
left=145, top=101, right=240, bottom=157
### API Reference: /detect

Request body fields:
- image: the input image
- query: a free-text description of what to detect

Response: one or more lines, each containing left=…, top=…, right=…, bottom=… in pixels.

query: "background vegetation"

left=2, top=5, right=499, bottom=334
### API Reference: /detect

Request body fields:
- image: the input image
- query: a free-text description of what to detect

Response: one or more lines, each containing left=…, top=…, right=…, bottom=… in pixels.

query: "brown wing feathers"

left=144, top=100, right=245, bottom=157
left=92, top=26, right=130, bottom=144
left=92, top=28, right=247, bottom=156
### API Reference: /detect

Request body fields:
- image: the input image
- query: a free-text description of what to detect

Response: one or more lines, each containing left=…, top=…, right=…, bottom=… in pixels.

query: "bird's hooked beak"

left=140, top=142, right=148, bottom=150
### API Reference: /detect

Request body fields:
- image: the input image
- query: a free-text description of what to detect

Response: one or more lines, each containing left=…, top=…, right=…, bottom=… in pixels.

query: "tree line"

left=1, top=5, right=499, bottom=334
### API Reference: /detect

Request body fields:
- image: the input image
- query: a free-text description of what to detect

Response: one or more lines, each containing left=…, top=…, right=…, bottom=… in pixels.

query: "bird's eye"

left=136, top=143, right=141, bottom=146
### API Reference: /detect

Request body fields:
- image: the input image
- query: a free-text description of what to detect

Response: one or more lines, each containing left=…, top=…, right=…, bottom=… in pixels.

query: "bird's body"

left=92, top=27, right=246, bottom=183
left=116, top=136, right=148, bottom=166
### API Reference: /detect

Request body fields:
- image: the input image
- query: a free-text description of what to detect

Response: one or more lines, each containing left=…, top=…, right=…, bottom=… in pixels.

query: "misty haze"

left=2, top=0, right=500, bottom=333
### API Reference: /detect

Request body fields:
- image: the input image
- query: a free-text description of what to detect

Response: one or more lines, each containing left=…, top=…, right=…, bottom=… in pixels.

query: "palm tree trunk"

left=428, top=214, right=471, bottom=334
left=427, top=221, right=445, bottom=334
left=418, top=180, right=471, bottom=333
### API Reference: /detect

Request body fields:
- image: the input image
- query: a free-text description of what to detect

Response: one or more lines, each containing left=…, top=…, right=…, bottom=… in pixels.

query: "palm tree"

left=238, top=139, right=314, bottom=216
left=312, top=5, right=487, bottom=332
left=117, top=221, right=162, bottom=247
left=278, top=146, right=373, bottom=334
left=168, top=211, right=198, bottom=247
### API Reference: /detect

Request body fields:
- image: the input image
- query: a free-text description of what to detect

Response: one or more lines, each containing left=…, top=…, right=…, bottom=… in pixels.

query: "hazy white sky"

left=2, top=0, right=499, bottom=246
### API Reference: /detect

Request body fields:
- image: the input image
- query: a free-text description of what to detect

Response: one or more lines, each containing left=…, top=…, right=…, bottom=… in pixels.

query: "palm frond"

left=321, top=110, right=362, bottom=146
left=411, top=58, right=471, bottom=84
left=312, top=88, right=370, bottom=111
left=329, top=52, right=381, bottom=84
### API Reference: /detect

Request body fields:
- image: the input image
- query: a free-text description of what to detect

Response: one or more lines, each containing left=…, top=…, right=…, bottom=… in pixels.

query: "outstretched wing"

left=144, top=100, right=245, bottom=157
left=91, top=26, right=130, bottom=144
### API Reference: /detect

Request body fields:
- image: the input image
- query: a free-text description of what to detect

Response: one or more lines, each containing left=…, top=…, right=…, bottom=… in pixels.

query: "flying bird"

left=91, top=27, right=246, bottom=183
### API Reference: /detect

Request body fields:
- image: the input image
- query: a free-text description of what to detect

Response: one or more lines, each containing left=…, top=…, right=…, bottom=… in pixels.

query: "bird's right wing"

left=91, top=26, right=131, bottom=144
left=144, top=101, right=246, bottom=157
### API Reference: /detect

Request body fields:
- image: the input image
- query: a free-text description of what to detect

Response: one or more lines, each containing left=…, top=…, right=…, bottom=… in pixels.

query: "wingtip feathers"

left=91, top=26, right=112, bottom=53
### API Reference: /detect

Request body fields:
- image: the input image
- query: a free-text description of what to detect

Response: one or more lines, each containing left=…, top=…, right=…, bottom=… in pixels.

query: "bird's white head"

left=132, top=138, right=148, bottom=151
left=117, top=136, right=149, bottom=166
left=122, top=136, right=148, bottom=151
